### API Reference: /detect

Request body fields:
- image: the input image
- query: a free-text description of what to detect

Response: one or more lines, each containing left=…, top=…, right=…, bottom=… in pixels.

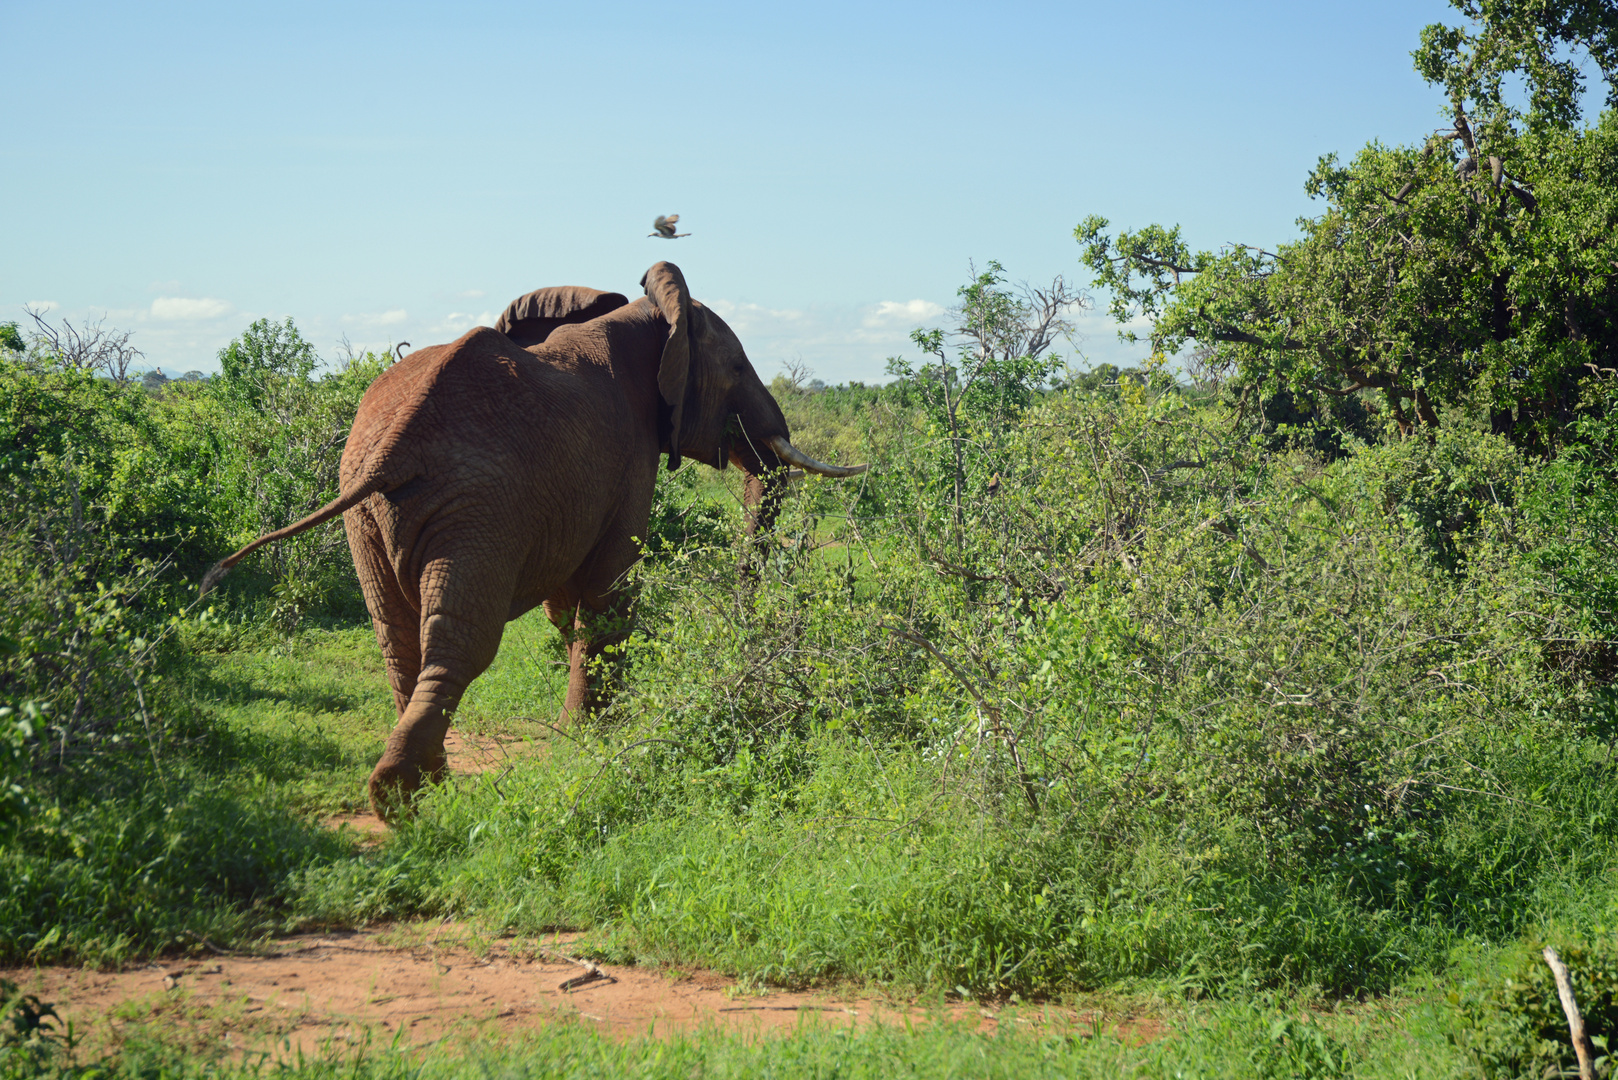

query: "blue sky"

left=4, top=0, right=1461, bottom=383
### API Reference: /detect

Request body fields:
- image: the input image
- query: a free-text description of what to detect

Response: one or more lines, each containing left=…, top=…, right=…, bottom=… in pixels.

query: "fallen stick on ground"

left=541, top=948, right=618, bottom=992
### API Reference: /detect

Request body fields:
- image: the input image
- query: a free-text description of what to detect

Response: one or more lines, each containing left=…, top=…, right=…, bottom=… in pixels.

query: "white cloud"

left=456, top=289, right=486, bottom=300
left=706, top=299, right=940, bottom=384
left=706, top=300, right=805, bottom=335
left=863, top=299, right=945, bottom=327
left=432, top=310, right=495, bottom=335
left=703, top=294, right=1144, bottom=386
left=151, top=296, right=232, bottom=321
left=25, top=300, right=59, bottom=313
left=342, top=309, right=408, bottom=327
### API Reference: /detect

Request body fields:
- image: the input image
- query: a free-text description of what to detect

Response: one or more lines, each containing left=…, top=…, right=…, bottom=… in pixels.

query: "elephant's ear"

left=494, top=287, right=628, bottom=348
left=641, top=262, right=692, bottom=471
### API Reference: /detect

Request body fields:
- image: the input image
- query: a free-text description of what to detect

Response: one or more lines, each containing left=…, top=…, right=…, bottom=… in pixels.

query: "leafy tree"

left=1078, top=0, right=1618, bottom=452
left=885, top=263, right=1085, bottom=545
left=1413, top=0, right=1618, bottom=130
left=214, top=317, right=318, bottom=415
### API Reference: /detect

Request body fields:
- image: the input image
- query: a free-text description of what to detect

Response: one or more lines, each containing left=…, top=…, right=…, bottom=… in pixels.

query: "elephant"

left=205, top=261, right=864, bottom=820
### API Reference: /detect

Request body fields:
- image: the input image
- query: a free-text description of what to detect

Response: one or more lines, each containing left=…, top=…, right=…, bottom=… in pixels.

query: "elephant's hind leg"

left=346, top=503, right=421, bottom=718
left=369, top=553, right=513, bottom=822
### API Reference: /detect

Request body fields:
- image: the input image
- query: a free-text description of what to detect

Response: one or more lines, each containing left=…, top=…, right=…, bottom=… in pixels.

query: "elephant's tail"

left=199, top=479, right=387, bottom=596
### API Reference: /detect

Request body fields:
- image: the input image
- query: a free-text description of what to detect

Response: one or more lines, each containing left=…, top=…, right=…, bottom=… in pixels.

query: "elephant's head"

left=640, top=261, right=864, bottom=488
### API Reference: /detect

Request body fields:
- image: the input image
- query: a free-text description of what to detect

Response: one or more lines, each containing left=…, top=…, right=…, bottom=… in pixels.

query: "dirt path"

left=2, top=926, right=1161, bottom=1060
left=2, top=732, right=1163, bottom=1060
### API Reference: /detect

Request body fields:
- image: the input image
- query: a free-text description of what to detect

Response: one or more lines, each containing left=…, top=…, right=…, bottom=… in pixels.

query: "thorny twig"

left=883, top=624, right=1040, bottom=814
left=569, top=737, right=689, bottom=814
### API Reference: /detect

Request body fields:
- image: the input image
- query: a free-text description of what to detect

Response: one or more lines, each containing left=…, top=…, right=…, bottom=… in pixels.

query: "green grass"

left=456, top=609, right=569, bottom=735
left=2, top=995, right=1476, bottom=1080
left=182, top=625, right=393, bottom=814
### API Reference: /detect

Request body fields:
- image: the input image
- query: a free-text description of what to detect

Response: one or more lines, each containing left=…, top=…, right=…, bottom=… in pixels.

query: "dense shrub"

left=0, top=323, right=391, bottom=964
left=0, top=455, right=172, bottom=802
left=1, top=292, right=1615, bottom=1007
left=1520, top=375, right=1618, bottom=692
left=323, top=365, right=1618, bottom=997
left=1449, top=935, right=1618, bottom=1079
left=0, top=358, right=215, bottom=566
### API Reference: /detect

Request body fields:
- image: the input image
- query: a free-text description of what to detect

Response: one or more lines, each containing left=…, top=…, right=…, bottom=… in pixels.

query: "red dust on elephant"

left=204, top=262, right=864, bottom=822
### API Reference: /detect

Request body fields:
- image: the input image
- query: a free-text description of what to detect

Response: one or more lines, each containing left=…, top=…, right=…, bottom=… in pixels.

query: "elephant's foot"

left=368, top=734, right=449, bottom=824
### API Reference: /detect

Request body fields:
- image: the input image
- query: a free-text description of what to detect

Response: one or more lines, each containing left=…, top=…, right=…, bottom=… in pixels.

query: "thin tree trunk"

left=1543, top=947, right=1596, bottom=1080
left=937, top=351, right=965, bottom=551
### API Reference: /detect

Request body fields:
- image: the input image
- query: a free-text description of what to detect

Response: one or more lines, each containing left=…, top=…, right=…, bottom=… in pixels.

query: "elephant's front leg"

left=545, top=588, right=633, bottom=724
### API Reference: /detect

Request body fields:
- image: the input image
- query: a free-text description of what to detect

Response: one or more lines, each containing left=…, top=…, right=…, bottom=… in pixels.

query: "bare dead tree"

left=950, top=273, right=1088, bottom=367
left=1019, top=275, right=1088, bottom=363
left=25, top=306, right=144, bottom=384
left=778, top=354, right=815, bottom=392
left=334, top=333, right=362, bottom=365
left=1183, top=343, right=1235, bottom=394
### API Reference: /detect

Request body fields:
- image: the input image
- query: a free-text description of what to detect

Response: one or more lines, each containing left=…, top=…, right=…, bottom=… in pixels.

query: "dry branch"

left=1542, top=946, right=1597, bottom=1080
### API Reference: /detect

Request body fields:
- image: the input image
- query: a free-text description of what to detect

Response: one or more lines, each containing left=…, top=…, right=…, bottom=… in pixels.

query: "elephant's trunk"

left=731, top=441, right=790, bottom=538
left=766, top=436, right=868, bottom=479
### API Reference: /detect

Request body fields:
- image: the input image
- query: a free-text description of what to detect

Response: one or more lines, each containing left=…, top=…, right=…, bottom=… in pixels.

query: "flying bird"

left=649, top=214, right=690, bottom=239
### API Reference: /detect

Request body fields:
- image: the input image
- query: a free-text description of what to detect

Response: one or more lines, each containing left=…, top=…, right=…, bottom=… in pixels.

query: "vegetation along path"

left=5, top=4, right=1618, bottom=1073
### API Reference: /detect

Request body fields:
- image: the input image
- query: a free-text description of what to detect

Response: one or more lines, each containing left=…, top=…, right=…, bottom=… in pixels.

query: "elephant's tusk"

left=767, top=436, right=868, bottom=478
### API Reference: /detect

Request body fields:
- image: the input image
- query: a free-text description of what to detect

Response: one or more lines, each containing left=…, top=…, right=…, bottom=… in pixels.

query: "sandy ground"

left=1, top=925, right=1163, bottom=1061
left=1, top=729, right=1164, bottom=1061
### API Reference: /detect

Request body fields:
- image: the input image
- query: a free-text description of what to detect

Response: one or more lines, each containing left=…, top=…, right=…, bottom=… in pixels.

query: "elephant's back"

left=340, top=326, right=614, bottom=493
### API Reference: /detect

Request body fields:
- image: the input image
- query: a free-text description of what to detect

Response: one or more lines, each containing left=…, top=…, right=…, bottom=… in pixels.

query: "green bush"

left=283, top=369, right=1615, bottom=998
left=1520, top=376, right=1618, bottom=693
left=0, top=321, right=389, bottom=624
left=190, top=322, right=388, bottom=627
left=0, top=455, right=174, bottom=805
left=1348, top=422, right=1523, bottom=571
left=0, top=325, right=392, bottom=964
left=1449, top=936, right=1618, bottom=1079
left=0, top=357, right=216, bottom=568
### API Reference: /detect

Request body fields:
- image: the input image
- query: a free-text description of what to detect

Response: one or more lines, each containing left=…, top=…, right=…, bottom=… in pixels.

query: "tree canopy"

left=1079, top=0, right=1618, bottom=452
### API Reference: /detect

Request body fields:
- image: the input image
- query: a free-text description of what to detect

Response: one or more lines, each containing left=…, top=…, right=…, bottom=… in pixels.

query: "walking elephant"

left=205, top=262, right=864, bottom=820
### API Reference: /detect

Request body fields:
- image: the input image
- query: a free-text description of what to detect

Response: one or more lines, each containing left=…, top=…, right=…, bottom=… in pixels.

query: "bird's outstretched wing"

left=649, top=214, right=689, bottom=238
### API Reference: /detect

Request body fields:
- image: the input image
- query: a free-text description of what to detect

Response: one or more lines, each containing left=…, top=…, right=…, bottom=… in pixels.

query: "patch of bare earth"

left=3, top=730, right=1163, bottom=1060
left=1, top=926, right=1163, bottom=1060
